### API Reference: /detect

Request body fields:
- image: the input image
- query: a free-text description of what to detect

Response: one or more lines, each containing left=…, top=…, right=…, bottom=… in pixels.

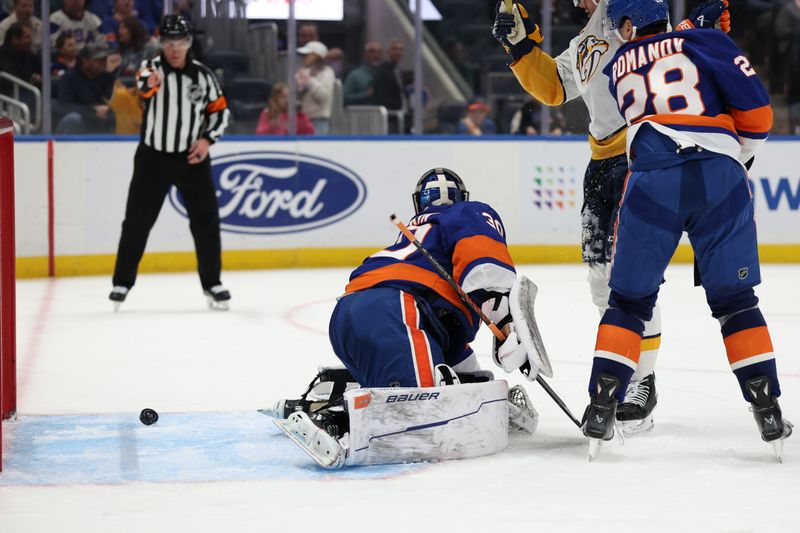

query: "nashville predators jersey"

left=345, top=201, right=517, bottom=342
left=510, top=0, right=627, bottom=158
left=604, top=29, right=772, bottom=165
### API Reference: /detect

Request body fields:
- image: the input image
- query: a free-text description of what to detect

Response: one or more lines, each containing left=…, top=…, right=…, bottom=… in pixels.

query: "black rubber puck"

left=139, top=408, right=159, bottom=426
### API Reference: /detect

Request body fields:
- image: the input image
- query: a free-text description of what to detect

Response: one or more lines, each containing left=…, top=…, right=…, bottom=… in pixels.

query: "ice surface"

left=1, top=264, right=798, bottom=532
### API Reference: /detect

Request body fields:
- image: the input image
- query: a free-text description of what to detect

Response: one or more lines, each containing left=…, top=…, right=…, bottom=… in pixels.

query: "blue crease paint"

left=0, top=412, right=422, bottom=485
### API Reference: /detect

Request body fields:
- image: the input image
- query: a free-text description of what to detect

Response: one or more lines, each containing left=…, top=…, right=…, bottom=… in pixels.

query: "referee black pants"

left=112, top=143, right=222, bottom=291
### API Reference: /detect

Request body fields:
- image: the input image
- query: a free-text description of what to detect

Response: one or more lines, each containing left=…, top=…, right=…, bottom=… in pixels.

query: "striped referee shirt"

left=137, top=54, right=230, bottom=153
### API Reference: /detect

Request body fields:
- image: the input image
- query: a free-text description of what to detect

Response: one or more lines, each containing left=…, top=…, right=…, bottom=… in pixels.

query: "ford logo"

left=168, top=151, right=367, bottom=235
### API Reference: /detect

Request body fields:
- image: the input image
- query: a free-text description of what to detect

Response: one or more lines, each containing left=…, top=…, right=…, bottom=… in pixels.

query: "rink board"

left=13, top=136, right=800, bottom=277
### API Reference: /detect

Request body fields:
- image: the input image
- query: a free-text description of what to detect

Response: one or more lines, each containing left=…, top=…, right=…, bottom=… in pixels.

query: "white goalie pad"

left=344, top=380, right=510, bottom=466
left=509, top=275, right=554, bottom=378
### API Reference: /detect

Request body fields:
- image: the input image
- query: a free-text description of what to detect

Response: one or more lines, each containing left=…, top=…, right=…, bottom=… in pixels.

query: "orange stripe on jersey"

left=345, top=264, right=473, bottom=324
left=452, top=235, right=514, bottom=285
left=139, top=84, right=160, bottom=99
left=402, top=292, right=434, bottom=387
left=206, top=96, right=228, bottom=113
left=635, top=113, right=737, bottom=135
left=729, top=105, right=773, bottom=135
left=724, top=326, right=774, bottom=365
left=595, top=325, right=641, bottom=364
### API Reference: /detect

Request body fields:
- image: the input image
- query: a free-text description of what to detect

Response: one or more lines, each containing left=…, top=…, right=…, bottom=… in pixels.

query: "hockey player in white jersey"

left=492, top=0, right=729, bottom=434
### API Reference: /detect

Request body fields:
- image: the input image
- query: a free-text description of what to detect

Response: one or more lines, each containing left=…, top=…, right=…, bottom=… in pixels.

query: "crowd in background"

left=1, top=0, right=798, bottom=135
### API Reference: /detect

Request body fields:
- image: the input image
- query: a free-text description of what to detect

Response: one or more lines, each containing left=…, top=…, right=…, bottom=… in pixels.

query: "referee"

left=109, top=15, right=231, bottom=311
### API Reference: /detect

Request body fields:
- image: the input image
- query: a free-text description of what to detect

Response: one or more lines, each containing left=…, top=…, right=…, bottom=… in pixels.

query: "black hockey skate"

left=745, top=376, right=793, bottom=462
left=583, top=374, right=621, bottom=460
left=616, top=373, right=657, bottom=436
left=204, top=285, right=231, bottom=311
left=109, top=286, right=129, bottom=312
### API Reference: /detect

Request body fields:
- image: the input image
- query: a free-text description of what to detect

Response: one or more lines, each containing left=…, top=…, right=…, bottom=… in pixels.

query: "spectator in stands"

left=296, top=40, right=335, bottom=135
left=372, top=39, right=405, bottom=111
left=294, top=20, right=345, bottom=79
left=298, top=22, right=318, bottom=47
left=510, top=99, right=542, bottom=135
left=114, top=16, right=156, bottom=79
left=56, top=41, right=116, bottom=133
left=107, top=76, right=142, bottom=133
left=446, top=40, right=479, bottom=93
left=92, top=0, right=158, bottom=34
left=0, top=22, right=40, bottom=88
left=256, top=82, right=315, bottom=135
left=325, top=47, right=345, bottom=78
left=101, top=0, right=132, bottom=35
left=52, top=32, right=78, bottom=77
left=51, top=0, right=103, bottom=50
left=343, top=41, right=382, bottom=106
left=507, top=98, right=567, bottom=135
left=456, top=98, right=496, bottom=136
left=0, top=0, right=41, bottom=53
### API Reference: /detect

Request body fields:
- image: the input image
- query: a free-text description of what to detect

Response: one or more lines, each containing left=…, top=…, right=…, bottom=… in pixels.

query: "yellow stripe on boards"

left=14, top=244, right=800, bottom=279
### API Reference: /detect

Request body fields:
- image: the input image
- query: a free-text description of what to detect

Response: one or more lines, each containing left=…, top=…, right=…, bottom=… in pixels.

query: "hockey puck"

left=139, top=408, right=159, bottom=426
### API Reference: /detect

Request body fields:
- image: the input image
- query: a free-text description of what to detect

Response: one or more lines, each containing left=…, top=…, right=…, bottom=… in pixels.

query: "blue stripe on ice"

left=0, top=412, right=423, bottom=485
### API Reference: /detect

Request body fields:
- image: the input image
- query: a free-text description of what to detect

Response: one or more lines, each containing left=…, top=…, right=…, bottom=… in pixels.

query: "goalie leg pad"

left=344, top=380, right=510, bottom=466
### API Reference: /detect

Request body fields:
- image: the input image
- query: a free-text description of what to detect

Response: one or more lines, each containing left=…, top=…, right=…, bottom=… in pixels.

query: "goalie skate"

left=273, top=411, right=346, bottom=469
left=507, top=385, right=538, bottom=434
left=204, top=285, right=231, bottom=311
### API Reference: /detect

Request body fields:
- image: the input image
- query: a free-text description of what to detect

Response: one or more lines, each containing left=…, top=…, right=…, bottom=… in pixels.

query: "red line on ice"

left=281, top=298, right=332, bottom=336
left=17, top=279, right=57, bottom=401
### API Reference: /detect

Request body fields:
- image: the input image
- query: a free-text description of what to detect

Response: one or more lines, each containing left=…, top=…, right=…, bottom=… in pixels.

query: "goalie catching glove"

left=675, top=0, right=730, bottom=33
left=483, top=292, right=531, bottom=374
left=492, top=1, right=543, bottom=61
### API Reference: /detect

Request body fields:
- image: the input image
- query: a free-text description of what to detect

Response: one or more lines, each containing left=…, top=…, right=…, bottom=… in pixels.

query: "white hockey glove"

left=482, top=292, right=529, bottom=373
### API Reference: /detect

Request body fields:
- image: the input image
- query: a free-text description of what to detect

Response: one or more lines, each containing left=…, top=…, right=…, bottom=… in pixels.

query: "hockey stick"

left=390, top=214, right=582, bottom=428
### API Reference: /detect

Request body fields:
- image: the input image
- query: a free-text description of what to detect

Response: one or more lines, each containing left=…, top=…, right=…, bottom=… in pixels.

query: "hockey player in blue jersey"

left=333, top=168, right=523, bottom=388
left=266, top=168, right=542, bottom=468
left=582, top=0, right=792, bottom=459
left=492, top=0, right=730, bottom=436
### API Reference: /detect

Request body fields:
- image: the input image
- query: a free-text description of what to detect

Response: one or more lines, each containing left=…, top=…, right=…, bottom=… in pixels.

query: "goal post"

left=0, top=117, right=17, bottom=471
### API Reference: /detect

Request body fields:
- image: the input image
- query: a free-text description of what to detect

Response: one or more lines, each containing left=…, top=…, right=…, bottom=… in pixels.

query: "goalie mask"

left=412, top=168, right=470, bottom=214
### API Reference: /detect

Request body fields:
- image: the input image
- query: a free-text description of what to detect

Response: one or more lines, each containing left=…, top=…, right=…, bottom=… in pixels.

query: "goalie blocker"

left=274, top=376, right=538, bottom=469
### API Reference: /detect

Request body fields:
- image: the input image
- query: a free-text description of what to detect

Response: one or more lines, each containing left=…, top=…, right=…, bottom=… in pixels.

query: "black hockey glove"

left=492, top=1, right=543, bottom=61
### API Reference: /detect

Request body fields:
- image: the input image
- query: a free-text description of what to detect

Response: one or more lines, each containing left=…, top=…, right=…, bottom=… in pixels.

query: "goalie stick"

left=390, top=214, right=582, bottom=428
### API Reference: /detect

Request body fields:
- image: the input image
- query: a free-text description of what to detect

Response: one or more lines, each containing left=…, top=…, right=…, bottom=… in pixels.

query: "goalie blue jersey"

left=345, top=201, right=517, bottom=343
left=604, top=29, right=772, bottom=165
